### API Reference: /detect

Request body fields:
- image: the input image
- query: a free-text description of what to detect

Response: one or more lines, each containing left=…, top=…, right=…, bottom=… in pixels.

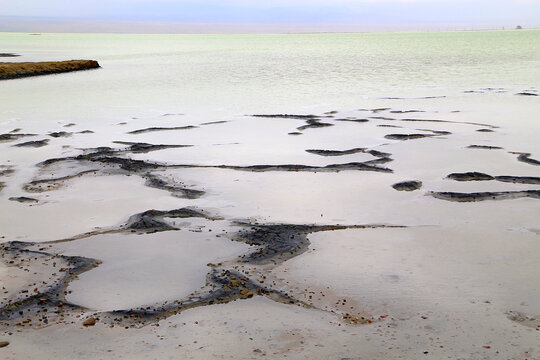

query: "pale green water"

left=1, top=30, right=539, bottom=121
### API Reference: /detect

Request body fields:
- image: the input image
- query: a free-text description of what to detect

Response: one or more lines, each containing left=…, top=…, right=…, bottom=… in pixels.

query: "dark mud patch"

left=125, top=208, right=219, bottom=232
left=143, top=173, right=205, bottom=199
left=296, top=119, right=334, bottom=131
left=400, top=118, right=497, bottom=129
left=392, top=181, right=422, bottom=191
left=495, top=176, right=540, bottom=185
left=63, top=123, right=76, bottom=128
left=13, top=139, right=49, bottom=148
left=369, top=116, right=396, bottom=121
left=78, top=130, right=94, bottom=134
left=381, top=96, right=446, bottom=100
left=358, top=108, right=391, bottom=113
left=515, top=92, right=538, bottom=96
left=513, top=153, right=540, bottom=166
left=8, top=197, right=39, bottom=203
left=112, top=141, right=192, bottom=153
left=181, top=162, right=393, bottom=173
left=128, top=126, right=198, bottom=134
left=0, top=166, right=15, bottom=177
left=377, top=124, right=402, bottom=128
left=48, top=207, right=219, bottom=243
left=447, top=172, right=494, bottom=181
left=48, top=131, right=72, bottom=138
left=288, top=132, right=303, bottom=136
left=0, top=53, right=20, bottom=57
left=23, top=170, right=99, bottom=193
left=0, top=241, right=100, bottom=322
left=199, top=120, right=228, bottom=126
left=430, top=190, right=540, bottom=202
left=389, top=110, right=425, bottom=114
left=467, top=145, right=502, bottom=150
left=384, top=134, right=434, bottom=141
left=9, top=128, right=21, bottom=133
left=335, top=118, right=369, bottom=123
left=250, top=114, right=333, bottom=132
left=306, top=148, right=367, bottom=156
left=28, top=147, right=205, bottom=196
left=447, top=172, right=539, bottom=185
left=251, top=114, right=321, bottom=120
left=305, top=148, right=393, bottom=164
left=476, top=129, right=494, bottom=133
left=417, top=129, right=452, bottom=135
left=0, top=133, right=36, bottom=143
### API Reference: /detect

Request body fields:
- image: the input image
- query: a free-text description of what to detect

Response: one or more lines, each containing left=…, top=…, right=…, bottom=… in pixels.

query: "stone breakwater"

left=0, top=60, right=100, bottom=80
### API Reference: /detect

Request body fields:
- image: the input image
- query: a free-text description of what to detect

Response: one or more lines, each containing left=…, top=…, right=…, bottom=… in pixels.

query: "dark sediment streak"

left=430, top=190, right=540, bottom=202
left=13, top=139, right=49, bottom=148
left=8, top=197, right=39, bottom=203
left=128, top=126, right=198, bottom=134
left=447, top=172, right=539, bottom=184
left=467, top=145, right=502, bottom=150
left=384, top=134, right=434, bottom=140
left=112, top=141, right=192, bottom=153
left=515, top=153, right=540, bottom=166
left=0, top=133, right=36, bottom=143
left=305, top=148, right=367, bottom=156
left=447, top=172, right=494, bottom=181
left=48, top=131, right=72, bottom=138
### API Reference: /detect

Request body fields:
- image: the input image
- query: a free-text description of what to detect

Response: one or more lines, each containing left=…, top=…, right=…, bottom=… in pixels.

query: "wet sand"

left=0, top=91, right=539, bottom=359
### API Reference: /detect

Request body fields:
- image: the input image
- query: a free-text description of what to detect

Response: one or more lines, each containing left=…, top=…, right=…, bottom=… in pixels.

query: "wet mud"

left=13, top=139, right=49, bottom=148
left=127, top=126, right=198, bottom=134
left=515, top=92, right=538, bottom=96
left=335, top=118, right=369, bottom=123
left=448, top=172, right=539, bottom=184
left=8, top=197, right=39, bottom=203
left=305, top=148, right=370, bottom=156
left=296, top=119, right=334, bottom=131
left=384, top=134, right=434, bottom=140
left=430, top=190, right=540, bottom=202
left=513, top=152, right=540, bottom=166
left=392, top=181, right=422, bottom=191
left=467, top=145, right=502, bottom=150
left=447, top=172, right=494, bottom=181
left=112, top=141, right=193, bottom=153
left=48, top=131, right=72, bottom=138
left=0, top=133, right=36, bottom=143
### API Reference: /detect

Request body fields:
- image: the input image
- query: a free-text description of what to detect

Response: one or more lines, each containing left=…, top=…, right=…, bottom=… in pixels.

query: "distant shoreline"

left=0, top=60, right=100, bottom=80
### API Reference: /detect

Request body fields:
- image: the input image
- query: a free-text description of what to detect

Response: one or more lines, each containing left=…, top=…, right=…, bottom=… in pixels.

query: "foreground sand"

left=0, top=60, right=100, bottom=80
left=0, top=89, right=539, bottom=359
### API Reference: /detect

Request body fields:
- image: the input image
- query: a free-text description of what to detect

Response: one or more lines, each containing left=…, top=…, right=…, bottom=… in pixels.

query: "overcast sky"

left=1, top=0, right=539, bottom=32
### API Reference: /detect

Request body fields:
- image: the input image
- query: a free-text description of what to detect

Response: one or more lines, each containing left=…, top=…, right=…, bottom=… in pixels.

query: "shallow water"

left=0, top=30, right=539, bottom=359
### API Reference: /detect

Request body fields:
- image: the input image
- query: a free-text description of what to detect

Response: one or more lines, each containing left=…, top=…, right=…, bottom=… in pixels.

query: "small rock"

left=0, top=341, right=9, bottom=348
left=83, top=318, right=96, bottom=326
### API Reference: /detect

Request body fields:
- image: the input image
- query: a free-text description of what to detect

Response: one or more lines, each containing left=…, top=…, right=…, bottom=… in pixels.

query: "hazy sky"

left=1, top=0, right=539, bottom=32
left=2, top=0, right=540, bottom=23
